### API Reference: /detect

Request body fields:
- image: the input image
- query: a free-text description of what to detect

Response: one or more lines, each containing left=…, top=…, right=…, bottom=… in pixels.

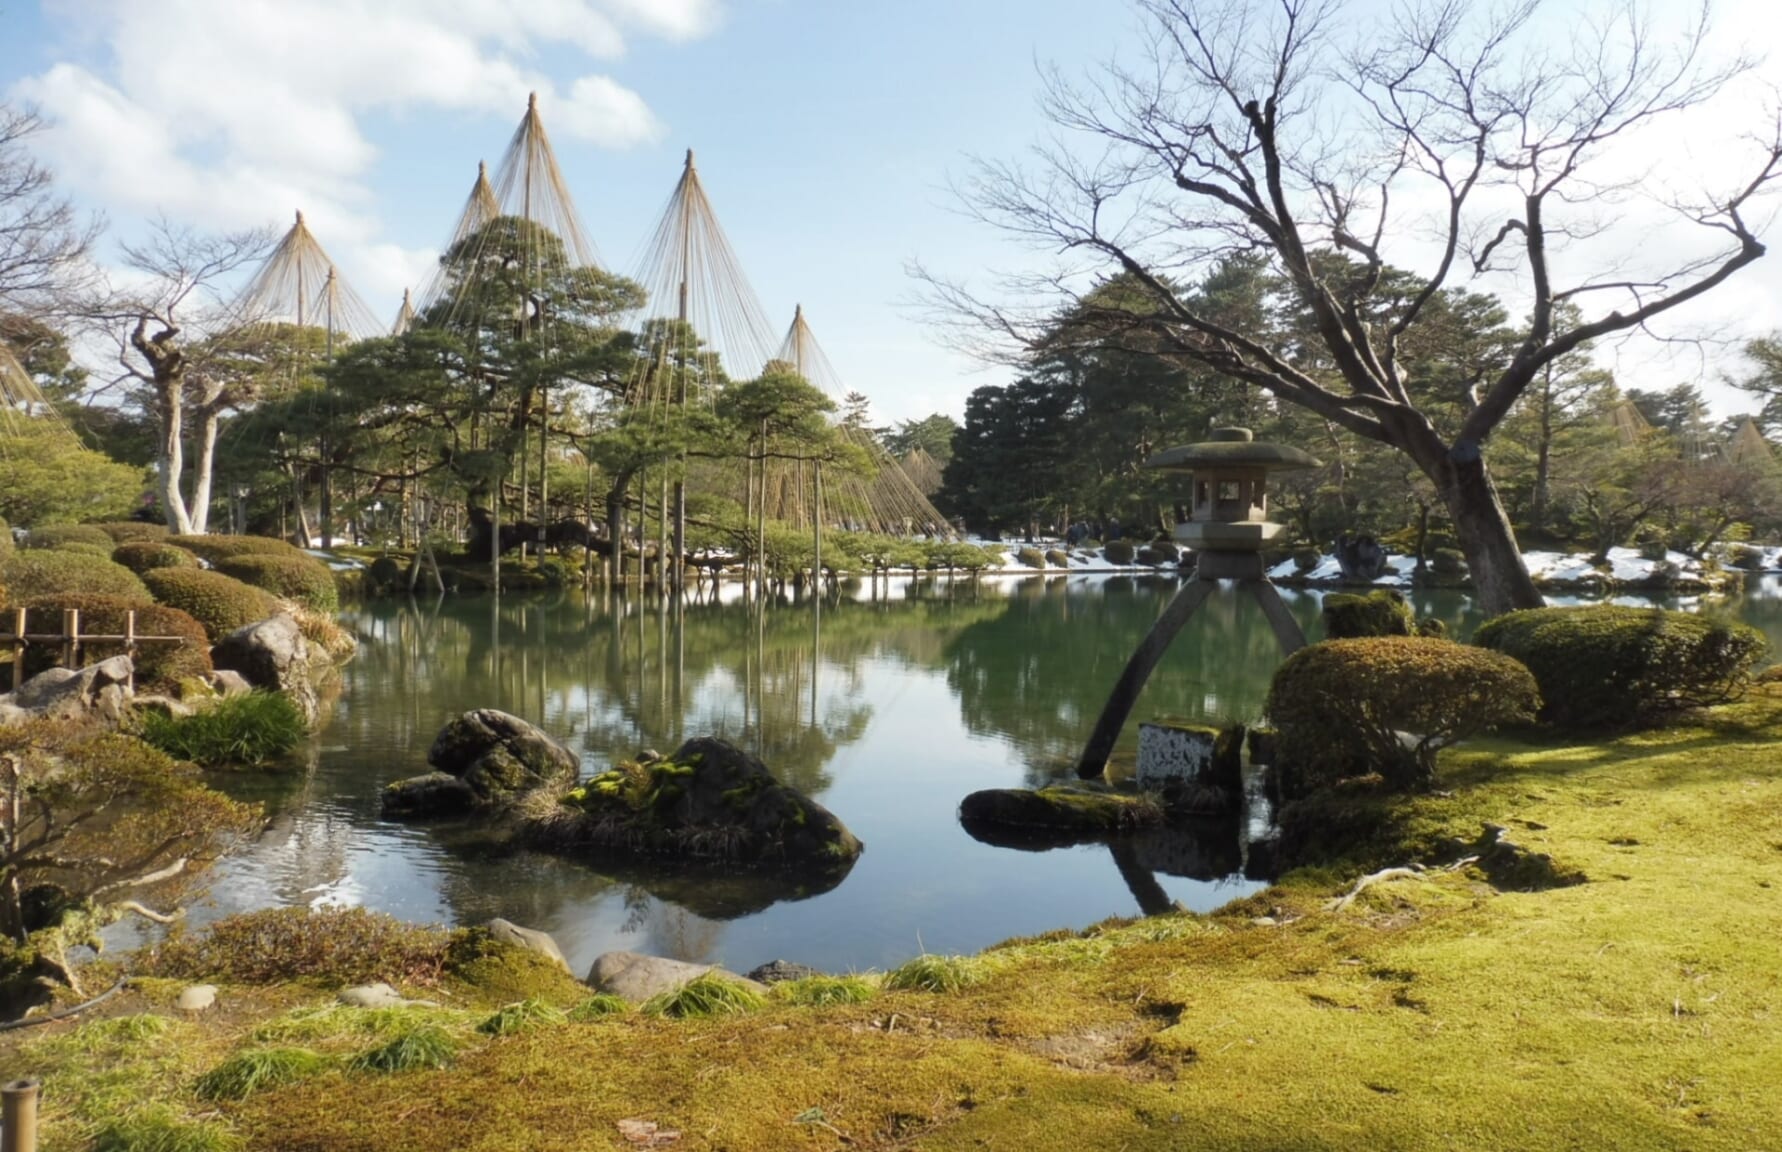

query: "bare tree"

left=94, top=218, right=272, bottom=533
left=925, top=0, right=1782, bottom=613
left=0, top=101, right=101, bottom=315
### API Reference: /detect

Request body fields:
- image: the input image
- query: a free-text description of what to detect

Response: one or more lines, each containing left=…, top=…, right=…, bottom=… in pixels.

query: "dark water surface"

left=189, top=574, right=1782, bottom=977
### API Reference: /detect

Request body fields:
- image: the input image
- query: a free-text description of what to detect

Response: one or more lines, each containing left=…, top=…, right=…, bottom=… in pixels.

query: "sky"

left=4, top=0, right=1781, bottom=425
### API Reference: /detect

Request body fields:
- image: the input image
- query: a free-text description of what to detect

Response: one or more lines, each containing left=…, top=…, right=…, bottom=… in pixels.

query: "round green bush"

left=215, top=553, right=340, bottom=613
left=113, top=540, right=201, bottom=575
left=1015, top=546, right=1046, bottom=569
left=143, top=568, right=280, bottom=640
left=367, top=555, right=404, bottom=591
left=1473, top=605, right=1767, bottom=731
left=18, top=593, right=211, bottom=690
left=1044, top=548, right=1071, bottom=568
left=23, top=523, right=116, bottom=552
left=1267, top=637, right=1540, bottom=796
left=1, top=550, right=151, bottom=606
left=95, top=521, right=170, bottom=544
left=1292, top=548, right=1321, bottom=573
left=1103, top=540, right=1136, bottom=565
left=167, top=533, right=303, bottom=564
left=1321, top=589, right=1414, bottom=639
left=1431, top=548, right=1468, bottom=578
left=1148, top=541, right=1181, bottom=563
left=0, top=515, right=13, bottom=561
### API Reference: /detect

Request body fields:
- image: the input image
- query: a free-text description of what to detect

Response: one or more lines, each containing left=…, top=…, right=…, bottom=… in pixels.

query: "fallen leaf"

left=617, top=1118, right=682, bottom=1147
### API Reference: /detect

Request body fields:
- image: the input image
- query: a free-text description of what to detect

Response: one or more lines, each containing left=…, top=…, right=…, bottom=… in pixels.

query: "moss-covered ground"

left=7, top=691, right=1782, bottom=1150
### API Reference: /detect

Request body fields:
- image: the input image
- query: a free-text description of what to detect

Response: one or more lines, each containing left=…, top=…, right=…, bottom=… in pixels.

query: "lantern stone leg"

left=1074, top=579, right=1216, bottom=778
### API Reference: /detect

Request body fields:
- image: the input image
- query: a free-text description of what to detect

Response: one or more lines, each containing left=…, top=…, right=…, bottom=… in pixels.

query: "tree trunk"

left=188, top=404, right=222, bottom=534
left=1433, top=451, right=1543, bottom=615
left=155, top=378, right=193, bottom=535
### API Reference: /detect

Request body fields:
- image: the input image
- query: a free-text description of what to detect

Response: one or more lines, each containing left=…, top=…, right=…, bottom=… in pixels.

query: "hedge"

left=216, top=553, right=340, bottom=613
left=167, top=533, right=303, bottom=564
left=1045, top=548, right=1071, bottom=568
left=113, top=540, right=201, bottom=575
left=95, top=521, right=170, bottom=545
left=1016, top=546, right=1046, bottom=569
left=1103, top=540, right=1136, bottom=565
left=1321, top=589, right=1414, bottom=639
left=143, top=568, right=280, bottom=641
left=18, top=593, right=211, bottom=690
left=1267, top=637, right=1540, bottom=796
left=23, top=523, right=116, bottom=552
left=1473, top=605, right=1766, bottom=731
left=1, top=550, right=151, bottom=606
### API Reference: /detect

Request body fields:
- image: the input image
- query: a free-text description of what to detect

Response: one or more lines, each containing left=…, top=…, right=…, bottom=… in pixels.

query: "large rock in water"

left=211, top=614, right=317, bottom=721
left=527, top=737, right=862, bottom=872
left=381, top=709, right=578, bottom=819
left=588, top=950, right=764, bottom=1002
left=0, top=655, right=134, bottom=726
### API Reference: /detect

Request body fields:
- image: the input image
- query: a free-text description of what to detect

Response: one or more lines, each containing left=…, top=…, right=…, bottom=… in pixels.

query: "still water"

left=192, top=574, right=1782, bottom=978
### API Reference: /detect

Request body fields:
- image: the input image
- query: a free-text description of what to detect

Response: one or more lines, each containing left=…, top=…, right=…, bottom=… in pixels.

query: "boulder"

left=337, top=982, right=435, bottom=1008
left=1333, top=533, right=1391, bottom=582
left=486, top=918, right=570, bottom=974
left=427, top=709, right=579, bottom=801
left=380, top=771, right=477, bottom=819
left=527, top=737, right=862, bottom=872
left=0, top=655, right=134, bottom=726
left=587, top=950, right=764, bottom=1002
left=177, top=984, right=217, bottom=1012
left=746, top=960, right=821, bottom=985
left=211, top=614, right=317, bottom=721
left=959, top=784, right=1165, bottom=834
left=206, top=669, right=254, bottom=698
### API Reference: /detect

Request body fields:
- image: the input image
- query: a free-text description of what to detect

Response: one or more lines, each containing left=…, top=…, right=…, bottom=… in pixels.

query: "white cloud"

left=11, top=0, right=715, bottom=320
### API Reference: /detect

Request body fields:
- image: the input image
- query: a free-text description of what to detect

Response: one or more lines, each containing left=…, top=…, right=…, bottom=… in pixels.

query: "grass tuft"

left=477, top=997, right=568, bottom=1036
left=883, top=954, right=987, bottom=994
left=137, top=691, right=307, bottom=767
left=567, top=993, right=630, bottom=1021
left=71, top=1013, right=173, bottom=1048
left=775, top=974, right=876, bottom=1006
left=194, top=1048, right=330, bottom=1100
left=642, top=973, right=766, bottom=1019
left=348, top=1025, right=457, bottom=1074
left=92, top=1105, right=242, bottom=1152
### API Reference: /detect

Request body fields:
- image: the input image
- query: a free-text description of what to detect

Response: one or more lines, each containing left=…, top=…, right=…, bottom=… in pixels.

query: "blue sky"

left=5, top=0, right=1780, bottom=422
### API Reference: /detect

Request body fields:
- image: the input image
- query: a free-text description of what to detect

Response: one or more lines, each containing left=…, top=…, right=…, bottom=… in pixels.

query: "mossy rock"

left=958, top=785, right=1164, bottom=833
left=531, top=737, right=863, bottom=873
left=1321, top=589, right=1413, bottom=638
left=443, top=929, right=588, bottom=1006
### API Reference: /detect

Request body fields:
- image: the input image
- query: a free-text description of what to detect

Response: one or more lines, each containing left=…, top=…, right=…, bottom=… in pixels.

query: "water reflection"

left=186, top=574, right=1777, bottom=976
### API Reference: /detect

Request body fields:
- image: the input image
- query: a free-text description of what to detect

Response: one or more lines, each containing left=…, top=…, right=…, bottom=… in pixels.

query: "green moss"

left=93, top=1105, right=243, bottom=1152
left=441, top=929, right=588, bottom=1005
left=775, top=975, right=875, bottom=1006
left=1321, top=589, right=1414, bottom=638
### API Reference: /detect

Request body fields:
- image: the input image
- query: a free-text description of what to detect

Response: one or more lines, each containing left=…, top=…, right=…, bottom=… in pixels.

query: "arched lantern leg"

left=1074, top=578, right=1216, bottom=779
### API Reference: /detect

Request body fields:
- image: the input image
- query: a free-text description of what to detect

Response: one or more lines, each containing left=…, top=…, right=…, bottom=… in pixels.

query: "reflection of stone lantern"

left=1076, top=428, right=1323, bottom=778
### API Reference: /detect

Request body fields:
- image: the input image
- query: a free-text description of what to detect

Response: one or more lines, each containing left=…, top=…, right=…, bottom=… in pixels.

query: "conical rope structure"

left=0, top=337, right=79, bottom=448
left=391, top=288, right=416, bottom=336
left=773, top=305, right=953, bottom=536
left=234, top=211, right=385, bottom=342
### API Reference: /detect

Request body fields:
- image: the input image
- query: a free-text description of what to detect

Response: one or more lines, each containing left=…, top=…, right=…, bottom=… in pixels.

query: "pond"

left=188, top=573, right=1782, bottom=978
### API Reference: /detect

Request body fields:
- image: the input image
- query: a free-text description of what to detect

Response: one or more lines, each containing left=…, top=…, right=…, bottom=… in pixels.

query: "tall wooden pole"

left=672, top=150, right=694, bottom=590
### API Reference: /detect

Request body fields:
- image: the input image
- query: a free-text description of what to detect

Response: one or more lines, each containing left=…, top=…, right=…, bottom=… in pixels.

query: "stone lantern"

left=1075, top=427, right=1323, bottom=778
left=1147, top=427, right=1321, bottom=580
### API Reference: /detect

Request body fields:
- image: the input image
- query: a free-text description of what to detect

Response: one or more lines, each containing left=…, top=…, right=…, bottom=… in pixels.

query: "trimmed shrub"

left=1473, top=605, right=1767, bottom=731
left=19, top=594, right=211, bottom=689
left=0, top=515, right=11, bottom=560
left=95, top=521, right=170, bottom=545
left=1727, top=544, right=1765, bottom=572
left=113, top=540, right=201, bottom=575
left=1638, top=538, right=1669, bottom=562
left=167, top=533, right=302, bottom=563
left=1148, top=541, right=1181, bottom=563
left=1044, top=548, right=1071, bottom=568
left=1267, top=637, right=1540, bottom=796
left=1103, top=540, right=1136, bottom=565
left=1431, top=548, right=1468, bottom=578
left=1134, top=546, right=1163, bottom=566
left=22, top=523, right=116, bottom=552
left=215, top=553, right=340, bottom=613
left=143, top=567, right=279, bottom=640
left=138, top=691, right=307, bottom=766
left=1321, top=589, right=1413, bottom=639
left=368, top=555, right=405, bottom=591
left=1292, top=548, right=1321, bottom=573
left=1, top=550, right=151, bottom=605
left=1015, top=546, right=1046, bottom=569
left=148, top=907, right=451, bottom=986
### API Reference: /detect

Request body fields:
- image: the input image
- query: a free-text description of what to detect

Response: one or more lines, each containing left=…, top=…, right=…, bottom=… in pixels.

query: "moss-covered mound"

left=22, top=522, right=116, bottom=552
left=17, top=593, right=211, bottom=690
left=113, top=540, right=201, bottom=575
left=167, top=534, right=303, bottom=564
left=958, top=785, right=1165, bottom=833
left=0, top=549, right=151, bottom=605
left=529, top=738, right=863, bottom=873
left=216, top=553, right=340, bottom=613
left=95, top=521, right=170, bottom=545
left=144, top=568, right=280, bottom=641
left=1473, top=604, right=1766, bottom=731
left=1321, top=588, right=1414, bottom=638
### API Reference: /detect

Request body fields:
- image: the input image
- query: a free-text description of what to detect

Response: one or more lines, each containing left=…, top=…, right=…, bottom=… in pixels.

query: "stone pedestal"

left=1136, top=722, right=1218, bottom=790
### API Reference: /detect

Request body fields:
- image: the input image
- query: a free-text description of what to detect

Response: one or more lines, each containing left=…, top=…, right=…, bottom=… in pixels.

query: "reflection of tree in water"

left=943, top=578, right=1324, bottom=775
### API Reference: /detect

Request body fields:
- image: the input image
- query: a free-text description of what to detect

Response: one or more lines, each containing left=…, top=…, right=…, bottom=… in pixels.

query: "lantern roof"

left=1144, top=427, right=1321, bottom=473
